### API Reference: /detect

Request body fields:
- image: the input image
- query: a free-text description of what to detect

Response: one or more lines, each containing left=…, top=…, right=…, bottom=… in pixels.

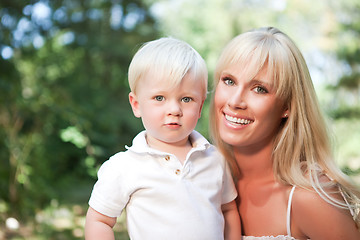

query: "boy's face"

left=129, top=71, right=205, bottom=148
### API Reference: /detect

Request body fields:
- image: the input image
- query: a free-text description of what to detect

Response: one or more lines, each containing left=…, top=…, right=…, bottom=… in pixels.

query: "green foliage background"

left=0, top=0, right=359, bottom=239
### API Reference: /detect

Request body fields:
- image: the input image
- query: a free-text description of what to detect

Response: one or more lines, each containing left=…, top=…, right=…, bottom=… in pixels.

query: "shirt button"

left=175, top=169, right=181, bottom=175
left=164, top=155, right=170, bottom=161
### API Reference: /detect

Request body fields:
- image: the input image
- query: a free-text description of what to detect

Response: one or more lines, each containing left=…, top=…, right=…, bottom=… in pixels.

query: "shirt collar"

left=126, top=130, right=210, bottom=155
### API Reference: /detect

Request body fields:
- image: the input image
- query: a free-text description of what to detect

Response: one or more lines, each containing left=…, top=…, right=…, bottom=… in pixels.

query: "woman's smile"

left=224, top=114, right=254, bottom=125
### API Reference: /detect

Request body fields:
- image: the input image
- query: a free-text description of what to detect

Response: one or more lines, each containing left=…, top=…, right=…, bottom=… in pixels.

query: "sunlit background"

left=1, top=0, right=359, bottom=239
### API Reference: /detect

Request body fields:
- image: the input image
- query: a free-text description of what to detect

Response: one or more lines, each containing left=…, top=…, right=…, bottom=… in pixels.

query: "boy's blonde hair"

left=128, top=37, right=208, bottom=99
left=210, top=27, right=360, bottom=226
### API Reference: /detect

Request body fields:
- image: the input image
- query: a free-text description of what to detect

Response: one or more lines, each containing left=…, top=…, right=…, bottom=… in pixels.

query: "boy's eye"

left=222, top=77, right=235, bottom=86
left=181, top=97, right=192, bottom=103
left=155, top=96, right=164, bottom=101
left=253, top=86, right=268, bottom=94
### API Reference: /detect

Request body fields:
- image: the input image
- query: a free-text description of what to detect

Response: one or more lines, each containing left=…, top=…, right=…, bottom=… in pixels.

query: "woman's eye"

left=222, top=77, right=235, bottom=86
left=182, top=97, right=192, bottom=103
left=253, top=86, right=268, bottom=94
left=155, top=96, right=164, bottom=101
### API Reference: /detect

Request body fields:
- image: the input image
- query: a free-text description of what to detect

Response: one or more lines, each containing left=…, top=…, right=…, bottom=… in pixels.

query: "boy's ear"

left=129, top=92, right=141, bottom=118
left=198, top=100, right=205, bottom=118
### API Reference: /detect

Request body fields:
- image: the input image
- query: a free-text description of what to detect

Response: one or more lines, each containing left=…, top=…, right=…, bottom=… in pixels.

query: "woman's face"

left=214, top=64, right=287, bottom=152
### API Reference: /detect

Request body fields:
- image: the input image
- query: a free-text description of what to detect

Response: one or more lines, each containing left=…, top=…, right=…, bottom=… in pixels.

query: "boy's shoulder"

left=100, top=150, right=132, bottom=168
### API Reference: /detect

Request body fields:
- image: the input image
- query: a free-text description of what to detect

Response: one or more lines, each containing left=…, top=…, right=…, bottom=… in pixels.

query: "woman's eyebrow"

left=250, top=79, right=274, bottom=89
left=220, top=72, right=237, bottom=79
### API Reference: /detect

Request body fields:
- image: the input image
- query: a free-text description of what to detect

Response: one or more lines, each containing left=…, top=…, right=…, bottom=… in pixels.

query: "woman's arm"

left=85, top=207, right=117, bottom=240
left=222, top=200, right=242, bottom=240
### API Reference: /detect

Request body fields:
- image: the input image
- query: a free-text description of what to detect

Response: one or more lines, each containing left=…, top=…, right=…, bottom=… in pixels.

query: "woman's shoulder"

left=291, top=186, right=360, bottom=239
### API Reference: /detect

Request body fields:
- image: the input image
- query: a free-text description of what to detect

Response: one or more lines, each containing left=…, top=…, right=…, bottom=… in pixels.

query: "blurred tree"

left=0, top=0, right=159, bottom=219
left=322, top=0, right=360, bottom=176
left=328, top=0, right=360, bottom=119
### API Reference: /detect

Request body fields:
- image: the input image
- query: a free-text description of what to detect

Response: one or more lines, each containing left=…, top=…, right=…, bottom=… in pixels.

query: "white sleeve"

left=221, top=159, right=238, bottom=204
left=88, top=154, right=130, bottom=217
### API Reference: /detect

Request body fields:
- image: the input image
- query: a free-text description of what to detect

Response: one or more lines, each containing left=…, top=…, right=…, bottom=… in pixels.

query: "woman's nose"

left=228, top=88, right=247, bottom=110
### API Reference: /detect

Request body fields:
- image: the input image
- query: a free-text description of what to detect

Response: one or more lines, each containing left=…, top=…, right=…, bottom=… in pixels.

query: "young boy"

left=85, top=37, right=241, bottom=240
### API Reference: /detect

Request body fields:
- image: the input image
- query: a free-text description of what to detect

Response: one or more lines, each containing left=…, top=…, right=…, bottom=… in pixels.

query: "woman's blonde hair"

left=210, top=26, right=360, bottom=226
left=128, top=37, right=208, bottom=99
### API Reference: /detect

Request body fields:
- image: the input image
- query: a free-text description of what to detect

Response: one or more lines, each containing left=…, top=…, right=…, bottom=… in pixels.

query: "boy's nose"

left=168, top=101, right=182, bottom=116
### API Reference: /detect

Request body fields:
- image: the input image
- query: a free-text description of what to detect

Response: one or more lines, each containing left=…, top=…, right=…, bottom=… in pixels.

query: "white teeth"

left=225, top=115, right=252, bottom=125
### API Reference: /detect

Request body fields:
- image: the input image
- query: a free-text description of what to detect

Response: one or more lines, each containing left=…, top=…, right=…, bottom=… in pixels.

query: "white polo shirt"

left=89, top=130, right=237, bottom=240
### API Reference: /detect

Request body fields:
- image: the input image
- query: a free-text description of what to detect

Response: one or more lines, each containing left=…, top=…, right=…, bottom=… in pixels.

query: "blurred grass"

left=1, top=204, right=129, bottom=240
left=0, top=179, right=130, bottom=240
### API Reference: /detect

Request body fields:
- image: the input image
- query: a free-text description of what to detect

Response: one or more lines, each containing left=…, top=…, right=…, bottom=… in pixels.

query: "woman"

left=210, top=27, right=360, bottom=239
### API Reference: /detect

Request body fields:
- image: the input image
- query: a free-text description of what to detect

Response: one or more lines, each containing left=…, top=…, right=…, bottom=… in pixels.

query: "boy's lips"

left=164, top=122, right=181, bottom=128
